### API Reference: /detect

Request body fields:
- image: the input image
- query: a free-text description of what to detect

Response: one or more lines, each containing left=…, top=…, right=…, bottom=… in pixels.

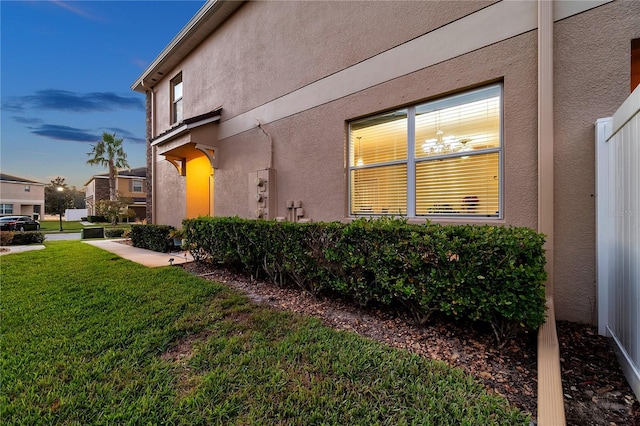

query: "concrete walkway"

left=0, top=245, right=46, bottom=255
left=46, top=233, right=82, bottom=241
left=2, top=239, right=193, bottom=267
left=83, top=239, right=193, bottom=267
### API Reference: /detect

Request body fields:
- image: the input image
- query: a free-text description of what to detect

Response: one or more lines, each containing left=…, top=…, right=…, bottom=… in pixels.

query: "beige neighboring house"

left=84, top=167, right=147, bottom=220
left=131, top=0, right=640, bottom=326
left=0, top=174, right=45, bottom=220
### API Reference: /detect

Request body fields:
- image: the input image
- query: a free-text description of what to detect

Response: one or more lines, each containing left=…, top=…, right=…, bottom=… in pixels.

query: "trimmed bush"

left=1, top=231, right=14, bottom=246
left=104, top=228, right=126, bottom=238
left=9, top=231, right=45, bottom=245
left=182, top=217, right=547, bottom=340
left=87, top=215, right=107, bottom=223
left=130, top=224, right=175, bottom=253
left=81, top=227, right=105, bottom=239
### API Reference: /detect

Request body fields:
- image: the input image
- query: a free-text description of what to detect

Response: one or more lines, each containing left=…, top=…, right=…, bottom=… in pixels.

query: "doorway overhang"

left=151, top=108, right=221, bottom=174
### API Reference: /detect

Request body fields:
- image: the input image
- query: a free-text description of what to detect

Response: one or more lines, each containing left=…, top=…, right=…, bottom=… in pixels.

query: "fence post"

left=595, top=117, right=613, bottom=336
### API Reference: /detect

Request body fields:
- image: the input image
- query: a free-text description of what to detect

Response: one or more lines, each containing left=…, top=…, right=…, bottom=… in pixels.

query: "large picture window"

left=349, top=84, right=502, bottom=218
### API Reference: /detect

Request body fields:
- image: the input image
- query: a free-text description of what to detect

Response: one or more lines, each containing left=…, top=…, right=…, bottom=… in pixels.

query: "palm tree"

left=86, top=132, right=130, bottom=202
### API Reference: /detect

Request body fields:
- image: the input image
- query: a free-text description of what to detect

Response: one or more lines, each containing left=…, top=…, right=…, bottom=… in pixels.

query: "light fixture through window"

left=459, top=139, right=472, bottom=159
left=422, top=130, right=460, bottom=156
left=356, top=136, right=364, bottom=166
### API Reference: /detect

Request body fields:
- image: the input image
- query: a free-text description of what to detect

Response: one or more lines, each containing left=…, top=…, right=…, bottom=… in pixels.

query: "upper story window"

left=171, top=73, right=183, bottom=124
left=24, top=185, right=30, bottom=192
left=131, top=179, right=143, bottom=193
left=348, top=84, right=502, bottom=218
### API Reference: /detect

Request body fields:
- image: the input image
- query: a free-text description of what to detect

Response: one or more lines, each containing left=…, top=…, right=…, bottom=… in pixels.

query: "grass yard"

left=1, top=241, right=530, bottom=425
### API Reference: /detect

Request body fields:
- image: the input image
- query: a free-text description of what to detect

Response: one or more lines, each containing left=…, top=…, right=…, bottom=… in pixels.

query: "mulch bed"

left=182, top=262, right=639, bottom=425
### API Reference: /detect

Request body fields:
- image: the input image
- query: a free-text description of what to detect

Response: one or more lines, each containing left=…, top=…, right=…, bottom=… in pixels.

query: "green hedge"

left=130, top=224, right=175, bottom=253
left=183, top=217, right=547, bottom=339
left=0, top=231, right=45, bottom=245
left=81, top=227, right=104, bottom=239
left=104, top=228, right=126, bottom=238
left=87, top=215, right=107, bottom=223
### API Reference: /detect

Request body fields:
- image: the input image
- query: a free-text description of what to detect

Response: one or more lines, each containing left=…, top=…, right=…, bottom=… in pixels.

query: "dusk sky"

left=1, top=0, right=205, bottom=188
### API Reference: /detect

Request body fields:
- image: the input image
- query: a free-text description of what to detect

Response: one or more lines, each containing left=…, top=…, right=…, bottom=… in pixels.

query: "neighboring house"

left=131, top=0, right=640, bottom=327
left=0, top=174, right=45, bottom=220
left=84, top=167, right=147, bottom=220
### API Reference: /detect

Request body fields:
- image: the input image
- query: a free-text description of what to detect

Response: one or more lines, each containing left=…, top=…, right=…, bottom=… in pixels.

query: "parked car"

left=0, top=216, right=41, bottom=231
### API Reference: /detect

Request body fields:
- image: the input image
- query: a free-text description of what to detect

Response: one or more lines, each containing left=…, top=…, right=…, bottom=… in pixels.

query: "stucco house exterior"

left=131, top=0, right=639, bottom=327
left=0, top=174, right=45, bottom=220
left=84, top=167, right=147, bottom=220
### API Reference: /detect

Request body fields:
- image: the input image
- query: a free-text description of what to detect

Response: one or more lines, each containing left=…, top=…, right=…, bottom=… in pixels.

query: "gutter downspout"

left=537, top=0, right=566, bottom=424
left=142, top=81, right=155, bottom=224
left=256, top=119, right=274, bottom=170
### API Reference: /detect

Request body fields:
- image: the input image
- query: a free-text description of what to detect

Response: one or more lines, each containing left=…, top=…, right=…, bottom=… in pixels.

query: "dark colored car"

left=0, top=216, right=41, bottom=231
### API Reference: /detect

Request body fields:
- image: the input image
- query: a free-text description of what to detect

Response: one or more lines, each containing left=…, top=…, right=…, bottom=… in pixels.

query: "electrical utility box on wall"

left=248, top=169, right=276, bottom=219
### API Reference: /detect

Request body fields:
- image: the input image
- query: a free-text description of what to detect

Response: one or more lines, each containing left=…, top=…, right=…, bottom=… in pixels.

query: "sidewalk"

left=0, top=245, right=46, bottom=255
left=83, top=239, right=193, bottom=267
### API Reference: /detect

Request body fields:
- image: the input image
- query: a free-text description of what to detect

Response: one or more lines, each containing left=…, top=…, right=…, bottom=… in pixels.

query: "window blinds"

left=349, top=84, right=502, bottom=218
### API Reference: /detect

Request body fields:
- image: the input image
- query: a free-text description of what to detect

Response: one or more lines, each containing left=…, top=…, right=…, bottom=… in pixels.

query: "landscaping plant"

left=182, top=217, right=547, bottom=341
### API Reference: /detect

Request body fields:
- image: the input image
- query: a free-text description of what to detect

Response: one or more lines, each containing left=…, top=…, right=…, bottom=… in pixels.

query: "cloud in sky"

left=3, top=89, right=144, bottom=113
left=29, top=124, right=100, bottom=142
left=25, top=123, right=145, bottom=145
left=12, top=116, right=43, bottom=125
left=51, top=1, right=97, bottom=20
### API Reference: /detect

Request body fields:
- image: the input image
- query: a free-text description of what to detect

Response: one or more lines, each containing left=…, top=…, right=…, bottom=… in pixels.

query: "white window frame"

left=171, top=73, right=183, bottom=124
left=131, top=179, right=143, bottom=193
left=348, top=84, right=503, bottom=219
left=1, top=204, right=14, bottom=214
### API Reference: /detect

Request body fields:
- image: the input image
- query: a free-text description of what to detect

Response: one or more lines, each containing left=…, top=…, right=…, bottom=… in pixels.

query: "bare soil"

left=182, top=262, right=639, bottom=425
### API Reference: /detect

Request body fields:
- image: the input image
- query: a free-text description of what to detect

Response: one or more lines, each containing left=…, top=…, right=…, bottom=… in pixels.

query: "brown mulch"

left=181, top=261, right=639, bottom=425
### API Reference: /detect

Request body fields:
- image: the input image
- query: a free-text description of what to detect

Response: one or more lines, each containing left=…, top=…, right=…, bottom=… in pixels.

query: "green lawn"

left=1, top=241, right=530, bottom=425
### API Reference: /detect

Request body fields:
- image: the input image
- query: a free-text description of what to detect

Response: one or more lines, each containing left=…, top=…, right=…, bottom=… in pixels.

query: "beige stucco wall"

left=553, top=0, right=640, bottom=323
left=148, top=0, right=640, bottom=323
left=117, top=177, right=146, bottom=199
left=176, top=1, right=496, bottom=124
left=0, top=181, right=45, bottom=218
left=153, top=154, right=187, bottom=226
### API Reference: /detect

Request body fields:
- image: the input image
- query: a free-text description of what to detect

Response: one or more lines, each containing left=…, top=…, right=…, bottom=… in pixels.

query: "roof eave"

left=131, top=0, right=245, bottom=93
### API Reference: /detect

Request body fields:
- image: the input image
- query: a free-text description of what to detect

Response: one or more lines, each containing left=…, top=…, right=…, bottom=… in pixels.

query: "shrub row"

left=182, top=217, right=547, bottom=338
left=87, top=215, right=107, bottom=223
left=104, top=228, right=127, bottom=238
left=0, top=231, right=45, bottom=246
left=130, top=224, right=175, bottom=253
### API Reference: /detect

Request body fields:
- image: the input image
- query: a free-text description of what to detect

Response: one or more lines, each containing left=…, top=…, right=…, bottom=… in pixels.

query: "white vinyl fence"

left=596, top=85, right=640, bottom=400
left=65, top=209, right=88, bottom=222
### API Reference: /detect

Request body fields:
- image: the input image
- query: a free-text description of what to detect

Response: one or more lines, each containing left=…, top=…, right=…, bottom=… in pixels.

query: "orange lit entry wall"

left=186, top=153, right=213, bottom=218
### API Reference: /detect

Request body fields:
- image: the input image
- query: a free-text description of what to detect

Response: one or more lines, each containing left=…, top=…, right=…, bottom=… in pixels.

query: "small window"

left=349, top=84, right=502, bottom=218
left=1, top=204, right=13, bottom=214
left=131, top=179, right=143, bottom=193
left=171, top=73, right=183, bottom=124
left=25, top=185, right=30, bottom=192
